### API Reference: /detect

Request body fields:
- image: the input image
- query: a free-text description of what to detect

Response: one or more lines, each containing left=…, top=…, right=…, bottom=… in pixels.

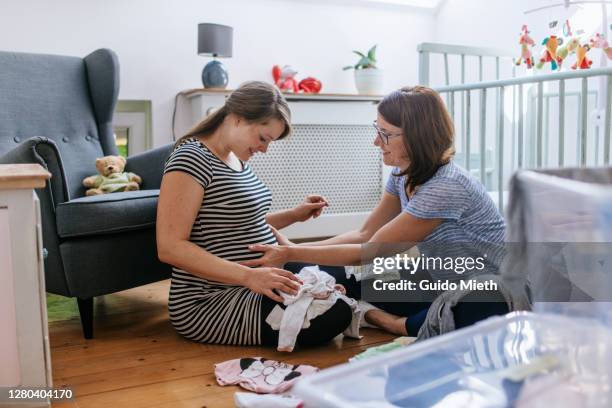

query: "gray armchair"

left=0, top=48, right=173, bottom=338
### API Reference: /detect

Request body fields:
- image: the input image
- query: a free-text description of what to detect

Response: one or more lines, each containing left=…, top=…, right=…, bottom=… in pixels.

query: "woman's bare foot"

left=364, top=309, right=408, bottom=336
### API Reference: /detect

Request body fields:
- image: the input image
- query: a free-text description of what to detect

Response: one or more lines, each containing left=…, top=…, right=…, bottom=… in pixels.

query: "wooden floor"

left=49, top=280, right=395, bottom=408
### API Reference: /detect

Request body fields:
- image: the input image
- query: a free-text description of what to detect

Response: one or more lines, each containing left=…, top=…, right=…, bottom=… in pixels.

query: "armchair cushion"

left=56, top=189, right=159, bottom=238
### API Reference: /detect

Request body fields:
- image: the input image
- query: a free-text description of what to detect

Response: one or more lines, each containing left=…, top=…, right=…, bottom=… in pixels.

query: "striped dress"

left=164, top=138, right=277, bottom=345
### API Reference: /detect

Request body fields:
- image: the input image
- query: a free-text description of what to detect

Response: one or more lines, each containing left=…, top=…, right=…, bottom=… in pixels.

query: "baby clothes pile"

left=215, top=357, right=318, bottom=394
left=215, top=357, right=315, bottom=407
left=265, top=266, right=362, bottom=352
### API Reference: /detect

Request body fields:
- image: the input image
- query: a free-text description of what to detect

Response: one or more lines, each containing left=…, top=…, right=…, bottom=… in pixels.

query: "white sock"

left=357, top=300, right=381, bottom=328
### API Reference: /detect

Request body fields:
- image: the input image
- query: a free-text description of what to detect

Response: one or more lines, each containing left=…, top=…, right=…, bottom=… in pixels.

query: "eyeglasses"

left=372, top=120, right=402, bottom=145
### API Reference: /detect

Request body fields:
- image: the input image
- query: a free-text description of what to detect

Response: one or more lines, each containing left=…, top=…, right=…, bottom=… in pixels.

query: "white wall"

left=0, top=0, right=435, bottom=147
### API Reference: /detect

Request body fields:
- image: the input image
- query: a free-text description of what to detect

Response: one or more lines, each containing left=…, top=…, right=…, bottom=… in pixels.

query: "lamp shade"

left=198, top=23, right=233, bottom=57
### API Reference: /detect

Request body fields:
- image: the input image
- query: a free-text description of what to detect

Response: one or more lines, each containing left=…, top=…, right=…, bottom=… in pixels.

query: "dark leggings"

left=259, top=263, right=353, bottom=347
left=322, top=264, right=509, bottom=336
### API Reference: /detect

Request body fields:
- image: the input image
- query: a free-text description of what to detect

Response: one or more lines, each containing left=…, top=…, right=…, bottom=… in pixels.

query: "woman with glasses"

left=243, top=86, right=507, bottom=337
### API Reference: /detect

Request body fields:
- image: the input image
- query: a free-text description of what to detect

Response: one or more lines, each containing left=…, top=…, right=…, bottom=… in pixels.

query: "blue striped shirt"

left=385, top=161, right=505, bottom=279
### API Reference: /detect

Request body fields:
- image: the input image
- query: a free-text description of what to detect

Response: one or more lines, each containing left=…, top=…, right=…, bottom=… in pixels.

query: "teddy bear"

left=82, top=155, right=142, bottom=196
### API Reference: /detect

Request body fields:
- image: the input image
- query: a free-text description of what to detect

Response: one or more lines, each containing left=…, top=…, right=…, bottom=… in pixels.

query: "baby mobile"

left=514, top=18, right=612, bottom=71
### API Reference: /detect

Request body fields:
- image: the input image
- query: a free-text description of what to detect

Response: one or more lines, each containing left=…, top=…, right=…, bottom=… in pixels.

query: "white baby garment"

left=266, top=266, right=362, bottom=352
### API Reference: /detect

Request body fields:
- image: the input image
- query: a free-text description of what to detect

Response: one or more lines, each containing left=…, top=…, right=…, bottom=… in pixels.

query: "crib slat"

left=495, top=57, right=500, bottom=80
left=511, top=68, right=516, bottom=170
left=495, top=57, right=500, bottom=165
left=558, top=79, right=565, bottom=166
left=461, top=55, right=466, bottom=169
left=498, top=86, right=505, bottom=211
left=480, top=88, right=487, bottom=186
left=511, top=85, right=516, bottom=171
left=580, top=77, right=588, bottom=166
left=518, top=84, right=523, bottom=168
left=444, top=53, right=450, bottom=86
left=605, top=75, right=612, bottom=165
left=466, top=90, right=471, bottom=171
left=544, top=94, right=550, bottom=165
left=537, top=82, right=543, bottom=167
left=419, top=50, right=430, bottom=85
left=450, top=91, right=455, bottom=120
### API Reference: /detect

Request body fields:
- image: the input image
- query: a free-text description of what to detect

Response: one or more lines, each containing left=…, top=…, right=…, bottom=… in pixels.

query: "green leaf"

left=357, top=56, right=370, bottom=67
left=352, top=50, right=366, bottom=58
left=343, top=65, right=355, bottom=70
left=367, top=45, right=377, bottom=60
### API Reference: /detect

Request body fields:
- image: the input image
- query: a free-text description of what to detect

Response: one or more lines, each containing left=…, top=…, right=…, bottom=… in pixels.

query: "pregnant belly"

left=201, top=228, right=278, bottom=262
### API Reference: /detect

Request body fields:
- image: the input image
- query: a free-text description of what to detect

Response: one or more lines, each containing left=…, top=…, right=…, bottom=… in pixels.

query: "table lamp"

left=198, top=23, right=233, bottom=89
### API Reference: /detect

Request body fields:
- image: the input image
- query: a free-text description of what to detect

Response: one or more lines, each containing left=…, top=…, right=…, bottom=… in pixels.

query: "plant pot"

left=354, top=68, right=383, bottom=95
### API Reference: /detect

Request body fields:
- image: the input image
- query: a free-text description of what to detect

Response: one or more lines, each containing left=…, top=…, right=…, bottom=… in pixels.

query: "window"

left=113, top=100, right=153, bottom=157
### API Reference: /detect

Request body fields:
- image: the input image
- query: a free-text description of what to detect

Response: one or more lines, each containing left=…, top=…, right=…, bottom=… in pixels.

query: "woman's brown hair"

left=174, top=81, right=292, bottom=148
left=377, top=85, right=455, bottom=195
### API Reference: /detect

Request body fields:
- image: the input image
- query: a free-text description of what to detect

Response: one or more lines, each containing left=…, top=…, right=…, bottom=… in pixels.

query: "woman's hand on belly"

left=244, top=267, right=302, bottom=303
left=241, top=244, right=289, bottom=268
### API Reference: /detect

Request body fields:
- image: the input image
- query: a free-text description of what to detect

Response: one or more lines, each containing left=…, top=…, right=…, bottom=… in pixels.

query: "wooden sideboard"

left=0, top=164, right=52, bottom=407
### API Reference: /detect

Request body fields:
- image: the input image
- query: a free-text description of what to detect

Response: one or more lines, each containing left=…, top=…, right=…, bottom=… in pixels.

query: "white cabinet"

left=0, top=164, right=52, bottom=407
left=179, top=90, right=393, bottom=239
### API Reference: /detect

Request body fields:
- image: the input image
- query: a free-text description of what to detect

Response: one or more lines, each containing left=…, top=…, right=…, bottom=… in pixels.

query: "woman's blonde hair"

left=175, top=81, right=292, bottom=148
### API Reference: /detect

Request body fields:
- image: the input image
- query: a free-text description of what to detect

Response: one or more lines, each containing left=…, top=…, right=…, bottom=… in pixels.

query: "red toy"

left=272, top=65, right=299, bottom=93
left=272, top=65, right=323, bottom=94
left=298, top=77, right=322, bottom=93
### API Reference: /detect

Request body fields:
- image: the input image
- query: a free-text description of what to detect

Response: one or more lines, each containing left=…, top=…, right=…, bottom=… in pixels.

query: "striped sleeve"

left=164, top=143, right=213, bottom=188
left=384, top=168, right=401, bottom=196
left=405, top=176, right=471, bottom=220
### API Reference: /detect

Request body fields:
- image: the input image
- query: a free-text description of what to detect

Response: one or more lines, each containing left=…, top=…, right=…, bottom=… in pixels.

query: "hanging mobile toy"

left=515, top=25, right=535, bottom=68
left=589, top=33, right=612, bottom=60
left=555, top=20, right=579, bottom=69
left=563, top=19, right=572, bottom=37
left=556, top=37, right=580, bottom=69
left=572, top=43, right=593, bottom=70
left=539, top=35, right=560, bottom=70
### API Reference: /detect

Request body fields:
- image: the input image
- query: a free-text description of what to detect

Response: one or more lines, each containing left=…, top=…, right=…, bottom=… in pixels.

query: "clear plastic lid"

left=293, top=312, right=612, bottom=407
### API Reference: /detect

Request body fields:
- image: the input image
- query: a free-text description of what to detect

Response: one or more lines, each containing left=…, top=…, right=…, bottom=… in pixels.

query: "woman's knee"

left=330, top=298, right=353, bottom=330
left=297, top=299, right=353, bottom=346
left=452, top=290, right=509, bottom=329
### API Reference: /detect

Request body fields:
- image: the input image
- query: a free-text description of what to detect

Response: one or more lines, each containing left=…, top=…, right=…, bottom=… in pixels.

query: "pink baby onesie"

left=215, top=357, right=318, bottom=394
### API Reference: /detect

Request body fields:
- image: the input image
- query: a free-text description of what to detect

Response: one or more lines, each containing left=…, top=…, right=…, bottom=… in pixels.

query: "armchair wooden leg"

left=77, top=297, right=94, bottom=339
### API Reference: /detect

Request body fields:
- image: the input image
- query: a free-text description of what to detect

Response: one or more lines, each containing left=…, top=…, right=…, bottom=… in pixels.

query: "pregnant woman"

left=156, top=81, right=351, bottom=346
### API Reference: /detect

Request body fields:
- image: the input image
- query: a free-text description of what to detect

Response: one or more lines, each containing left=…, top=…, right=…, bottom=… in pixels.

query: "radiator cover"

left=249, top=124, right=382, bottom=215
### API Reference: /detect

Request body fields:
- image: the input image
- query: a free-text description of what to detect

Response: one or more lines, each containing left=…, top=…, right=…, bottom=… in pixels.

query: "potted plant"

left=343, top=45, right=383, bottom=95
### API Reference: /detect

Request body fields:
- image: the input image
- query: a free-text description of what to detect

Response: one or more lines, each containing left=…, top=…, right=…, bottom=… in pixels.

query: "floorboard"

left=49, top=280, right=396, bottom=407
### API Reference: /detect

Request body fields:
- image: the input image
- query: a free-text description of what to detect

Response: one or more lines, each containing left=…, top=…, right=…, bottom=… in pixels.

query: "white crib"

left=419, top=42, right=612, bottom=210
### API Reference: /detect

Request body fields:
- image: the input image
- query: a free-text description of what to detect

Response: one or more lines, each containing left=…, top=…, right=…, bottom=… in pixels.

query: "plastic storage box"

left=504, top=168, right=612, bottom=321
left=293, top=312, right=612, bottom=407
